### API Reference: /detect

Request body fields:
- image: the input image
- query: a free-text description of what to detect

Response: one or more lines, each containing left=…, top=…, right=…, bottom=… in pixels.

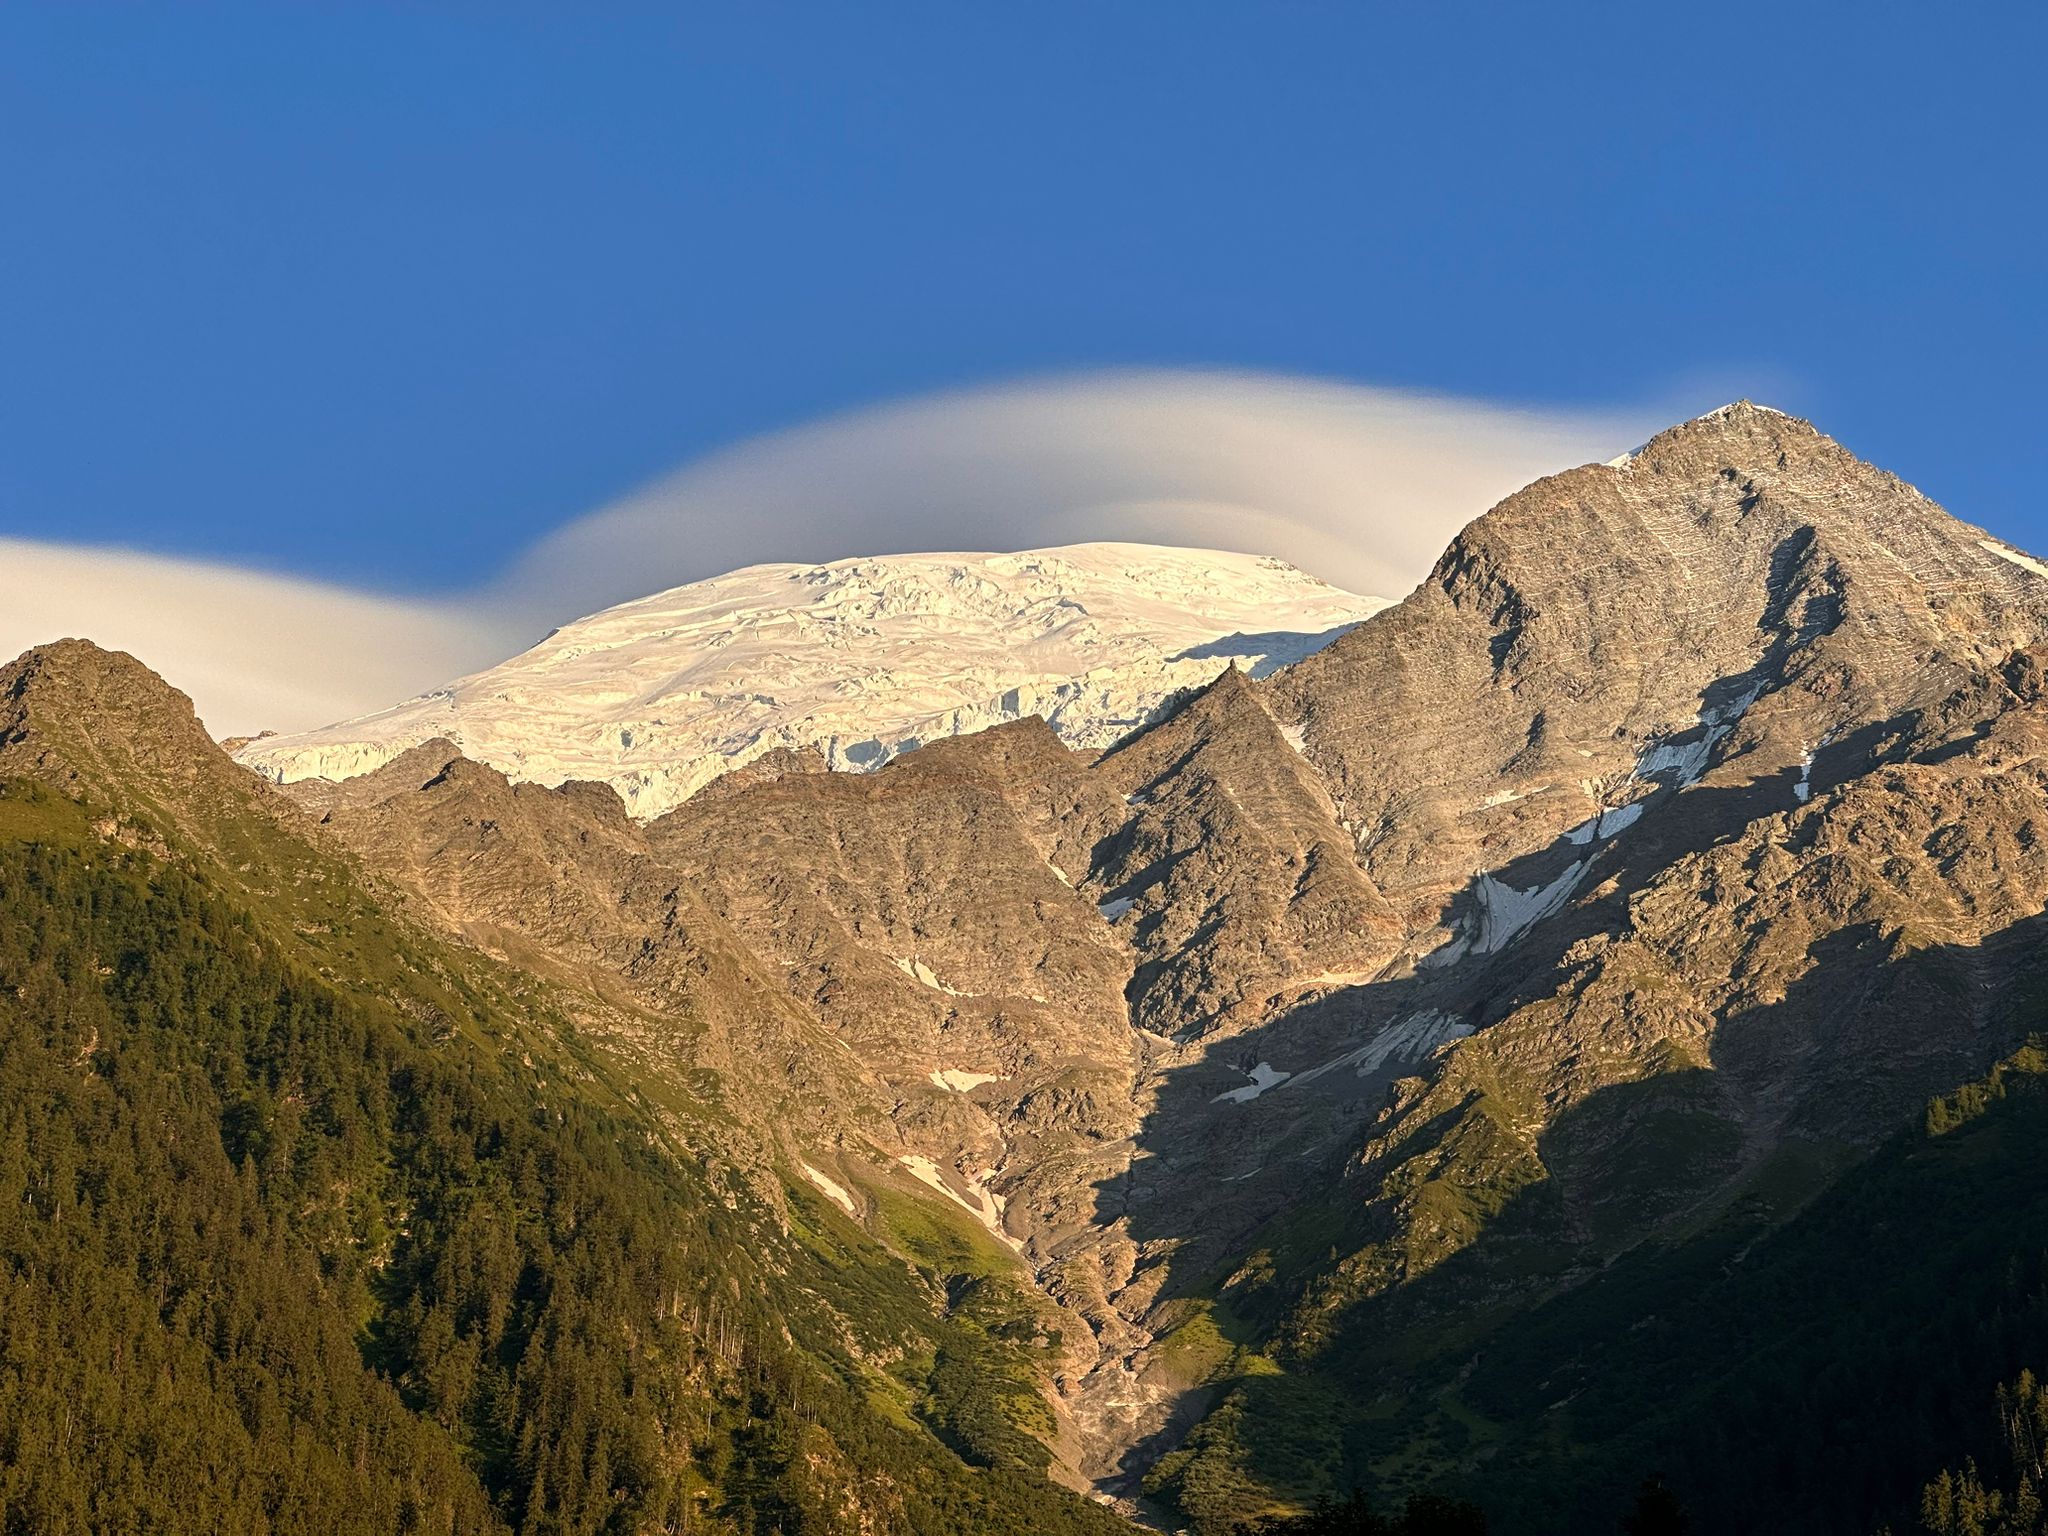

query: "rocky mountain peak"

left=4, top=635, right=198, bottom=715
left=1622, top=397, right=1821, bottom=459
left=1268, top=405, right=2048, bottom=927
left=0, top=638, right=225, bottom=791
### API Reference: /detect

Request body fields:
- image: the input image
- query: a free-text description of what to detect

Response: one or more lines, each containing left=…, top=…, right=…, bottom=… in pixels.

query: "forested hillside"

left=0, top=761, right=1127, bottom=1534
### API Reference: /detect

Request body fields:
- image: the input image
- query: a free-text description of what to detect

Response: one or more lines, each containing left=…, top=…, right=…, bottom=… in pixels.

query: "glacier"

left=236, top=542, right=1385, bottom=818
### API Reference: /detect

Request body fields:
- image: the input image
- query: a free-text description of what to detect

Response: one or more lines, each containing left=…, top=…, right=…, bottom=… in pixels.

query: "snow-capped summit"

left=235, top=542, right=1387, bottom=818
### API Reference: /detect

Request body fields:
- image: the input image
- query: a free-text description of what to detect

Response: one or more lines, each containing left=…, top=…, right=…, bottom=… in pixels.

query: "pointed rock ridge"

left=3, top=637, right=207, bottom=744
left=1092, top=658, right=1402, bottom=1041
left=0, top=639, right=249, bottom=811
left=835, top=711, right=1083, bottom=794
left=1266, top=403, right=2048, bottom=932
left=650, top=710, right=1136, bottom=1079
left=234, top=542, right=1389, bottom=819
left=686, top=742, right=831, bottom=806
left=1604, top=398, right=1805, bottom=468
left=267, top=735, right=468, bottom=817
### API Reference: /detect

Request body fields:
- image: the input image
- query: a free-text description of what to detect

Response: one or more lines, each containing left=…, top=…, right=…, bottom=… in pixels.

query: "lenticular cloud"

left=0, top=539, right=519, bottom=740
left=0, top=370, right=1652, bottom=738
left=495, top=370, right=1649, bottom=624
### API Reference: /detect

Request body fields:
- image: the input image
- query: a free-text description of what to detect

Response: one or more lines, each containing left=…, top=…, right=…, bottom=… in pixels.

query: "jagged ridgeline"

left=18, top=403, right=2048, bottom=1536
left=0, top=646, right=1130, bottom=1535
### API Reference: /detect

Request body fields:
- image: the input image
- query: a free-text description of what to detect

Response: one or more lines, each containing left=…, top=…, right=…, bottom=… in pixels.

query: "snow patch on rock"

left=894, top=956, right=970, bottom=996
left=929, top=1068, right=1001, bottom=1093
left=896, top=1155, right=1021, bottom=1251
left=1287, top=1010, right=1474, bottom=1090
left=1213, top=1061, right=1291, bottom=1104
left=1474, top=862, right=1586, bottom=954
left=1221, top=1011, right=1475, bottom=1107
left=1566, top=799, right=1646, bottom=845
left=799, top=1162, right=857, bottom=1216
left=1418, top=932, right=1470, bottom=971
left=1980, top=538, right=2048, bottom=579
left=1795, top=732, right=1833, bottom=804
left=1637, top=684, right=1762, bottom=788
left=1638, top=733, right=1720, bottom=787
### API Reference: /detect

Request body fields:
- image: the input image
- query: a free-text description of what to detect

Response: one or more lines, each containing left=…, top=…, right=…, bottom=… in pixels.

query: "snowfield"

left=237, top=543, right=1385, bottom=818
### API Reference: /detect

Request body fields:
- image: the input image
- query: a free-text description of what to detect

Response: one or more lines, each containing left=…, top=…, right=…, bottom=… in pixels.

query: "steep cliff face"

left=1268, top=402, right=2048, bottom=935
left=1088, top=665, right=1403, bottom=1044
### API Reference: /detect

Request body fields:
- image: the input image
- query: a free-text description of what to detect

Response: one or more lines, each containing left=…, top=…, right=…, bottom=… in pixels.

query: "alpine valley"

left=13, top=403, right=2048, bottom=1535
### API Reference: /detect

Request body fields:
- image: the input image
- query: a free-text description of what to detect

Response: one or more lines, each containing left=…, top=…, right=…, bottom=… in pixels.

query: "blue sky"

left=3, top=3, right=2042, bottom=593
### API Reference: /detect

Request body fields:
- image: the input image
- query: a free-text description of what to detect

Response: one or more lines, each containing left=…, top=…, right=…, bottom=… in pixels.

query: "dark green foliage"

left=0, top=783, right=1127, bottom=1534
left=0, top=829, right=512, bottom=1532
left=923, top=1334, right=1055, bottom=1474
left=1915, top=1372, right=2048, bottom=1535
left=1621, top=1477, right=1690, bottom=1536
left=1157, top=1028, right=2048, bottom=1536
left=1443, top=1041, right=2048, bottom=1534
left=1235, top=1489, right=1486, bottom=1535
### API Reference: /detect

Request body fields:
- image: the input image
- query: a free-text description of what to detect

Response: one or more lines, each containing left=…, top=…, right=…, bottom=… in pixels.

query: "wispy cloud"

left=497, top=370, right=1652, bottom=621
left=1, top=370, right=1657, bottom=738
left=0, top=541, right=520, bottom=739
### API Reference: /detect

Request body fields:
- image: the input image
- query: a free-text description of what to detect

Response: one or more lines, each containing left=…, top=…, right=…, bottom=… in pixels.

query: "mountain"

left=236, top=543, right=1385, bottom=817
left=0, top=641, right=1134, bottom=1536
left=18, top=403, right=2048, bottom=1535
